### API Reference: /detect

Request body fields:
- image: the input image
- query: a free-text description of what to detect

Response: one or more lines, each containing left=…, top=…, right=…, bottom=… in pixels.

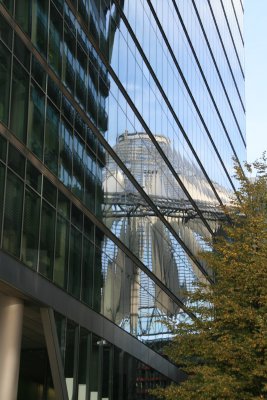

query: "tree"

left=154, top=157, right=267, bottom=400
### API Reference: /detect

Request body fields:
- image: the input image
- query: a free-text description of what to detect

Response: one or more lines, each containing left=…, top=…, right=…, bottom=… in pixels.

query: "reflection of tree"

left=101, top=132, right=228, bottom=338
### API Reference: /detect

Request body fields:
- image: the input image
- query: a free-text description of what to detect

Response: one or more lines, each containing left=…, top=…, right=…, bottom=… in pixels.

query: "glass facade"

left=0, top=0, right=245, bottom=398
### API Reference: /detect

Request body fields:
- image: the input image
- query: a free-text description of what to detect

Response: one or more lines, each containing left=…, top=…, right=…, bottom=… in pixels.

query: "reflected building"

left=0, top=0, right=245, bottom=399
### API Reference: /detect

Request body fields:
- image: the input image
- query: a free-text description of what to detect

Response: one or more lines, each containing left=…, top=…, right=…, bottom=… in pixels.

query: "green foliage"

left=153, top=156, right=267, bottom=400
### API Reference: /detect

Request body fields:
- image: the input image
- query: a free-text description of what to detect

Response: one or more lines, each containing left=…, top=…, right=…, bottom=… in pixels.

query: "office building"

left=0, top=0, right=245, bottom=399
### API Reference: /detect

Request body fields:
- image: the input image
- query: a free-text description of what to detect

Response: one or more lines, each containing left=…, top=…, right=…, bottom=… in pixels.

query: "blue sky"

left=245, top=0, right=267, bottom=162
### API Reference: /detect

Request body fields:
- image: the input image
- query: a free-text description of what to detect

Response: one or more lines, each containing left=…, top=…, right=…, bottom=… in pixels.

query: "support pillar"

left=0, top=293, right=24, bottom=400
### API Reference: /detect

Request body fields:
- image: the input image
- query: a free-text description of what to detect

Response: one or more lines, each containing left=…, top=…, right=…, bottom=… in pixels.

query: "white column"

left=0, top=293, right=24, bottom=400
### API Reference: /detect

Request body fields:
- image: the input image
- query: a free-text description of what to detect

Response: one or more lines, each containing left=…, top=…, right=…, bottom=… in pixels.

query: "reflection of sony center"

left=102, top=132, right=230, bottom=338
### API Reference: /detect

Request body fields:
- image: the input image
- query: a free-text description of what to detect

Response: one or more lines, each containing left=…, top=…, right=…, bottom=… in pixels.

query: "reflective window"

left=28, top=82, right=45, bottom=159
left=68, top=225, right=82, bottom=298
left=39, top=201, right=56, bottom=279
left=10, top=59, right=29, bottom=142
left=45, top=100, right=60, bottom=175
left=54, top=213, right=69, bottom=288
left=0, top=42, right=11, bottom=126
left=3, top=170, right=23, bottom=257
left=22, top=188, right=40, bottom=268
left=49, top=2, right=63, bottom=77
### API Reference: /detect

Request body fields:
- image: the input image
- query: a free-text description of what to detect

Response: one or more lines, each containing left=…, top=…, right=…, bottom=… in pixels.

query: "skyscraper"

left=0, top=0, right=245, bottom=399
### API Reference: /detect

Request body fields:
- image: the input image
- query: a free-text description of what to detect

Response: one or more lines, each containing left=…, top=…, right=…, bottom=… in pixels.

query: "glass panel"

left=0, top=14, right=13, bottom=48
left=15, top=0, right=31, bottom=35
left=84, top=169, right=95, bottom=213
left=22, top=187, right=40, bottom=268
left=76, top=43, right=87, bottom=108
left=52, top=0, right=63, bottom=14
left=68, top=225, right=82, bottom=298
left=32, top=57, right=46, bottom=89
left=0, top=163, right=6, bottom=243
left=95, top=177, right=103, bottom=218
left=0, top=0, right=13, bottom=13
left=89, top=2, right=100, bottom=44
left=81, top=236, right=94, bottom=307
left=18, top=349, right=55, bottom=400
left=89, top=334, right=100, bottom=399
left=28, top=82, right=45, bottom=159
left=54, top=312, right=66, bottom=364
left=62, top=96, right=74, bottom=125
left=75, top=113, right=86, bottom=140
left=49, top=2, right=63, bottom=76
left=84, top=216, right=94, bottom=241
left=14, top=33, right=30, bottom=70
left=93, top=244, right=102, bottom=312
left=63, top=25, right=75, bottom=93
left=102, top=344, right=111, bottom=399
left=44, top=100, right=60, bottom=175
left=8, top=144, right=25, bottom=178
left=78, top=328, right=89, bottom=400
left=10, top=59, right=29, bottom=143
left=0, top=136, right=7, bottom=162
left=72, top=131, right=85, bottom=200
left=113, top=347, right=121, bottom=400
left=47, top=76, right=61, bottom=108
left=54, top=214, right=69, bottom=288
left=39, top=201, right=55, bottom=279
left=31, top=0, right=48, bottom=57
left=43, top=176, right=57, bottom=206
left=58, top=191, right=70, bottom=219
left=26, top=161, right=42, bottom=192
left=65, top=321, right=76, bottom=400
left=59, top=118, right=72, bottom=188
left=78, top=0, right=89, bottom=26
left=3, top=170, right=23, bottom=257
left=0, top=42, right=11, bottom=126
left=71, top=203, right=83, bottom=230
